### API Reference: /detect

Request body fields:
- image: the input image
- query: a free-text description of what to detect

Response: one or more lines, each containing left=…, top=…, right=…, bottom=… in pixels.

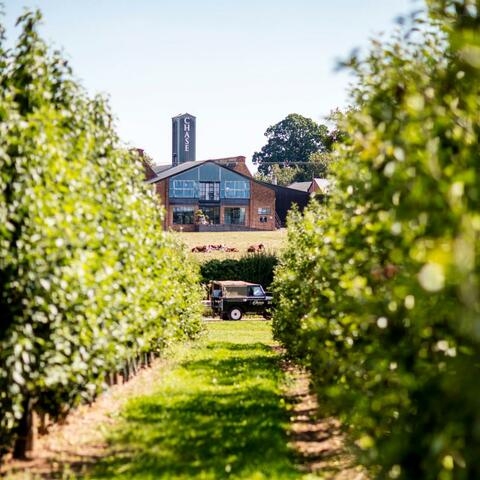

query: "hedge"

left=0, top=11, right=202, bottom=459
left=200, top=252, right=278, bottom=289
left=273, top=3, right=480, bottom=479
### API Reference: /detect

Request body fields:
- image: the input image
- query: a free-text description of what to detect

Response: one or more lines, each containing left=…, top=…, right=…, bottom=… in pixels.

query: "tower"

left=172, top=113, right=196, bottom=167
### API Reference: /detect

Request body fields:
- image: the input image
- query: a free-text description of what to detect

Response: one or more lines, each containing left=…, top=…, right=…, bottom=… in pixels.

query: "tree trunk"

left=12, top=397, right=34, bottom=459
left=38, top=412, right=48, bottom=435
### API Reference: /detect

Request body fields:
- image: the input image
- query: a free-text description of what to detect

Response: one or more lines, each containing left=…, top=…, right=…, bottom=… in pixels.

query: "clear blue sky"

left=4, top=0, right=419, bottom=166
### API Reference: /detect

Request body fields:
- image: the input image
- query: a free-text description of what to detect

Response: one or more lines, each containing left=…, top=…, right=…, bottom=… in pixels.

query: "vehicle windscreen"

left=248, top=286, right=264, bottom=297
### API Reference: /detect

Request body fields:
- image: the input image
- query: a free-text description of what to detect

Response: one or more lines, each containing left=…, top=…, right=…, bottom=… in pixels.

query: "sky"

left=4, top=0, right=419, bottom=166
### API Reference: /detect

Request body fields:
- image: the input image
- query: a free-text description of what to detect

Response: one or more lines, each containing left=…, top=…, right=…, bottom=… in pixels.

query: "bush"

left=273, top=3, right=480, bottom=479
left=0, top=11, right=202, bottom=458
left=200, top=252, right=278, bottom=288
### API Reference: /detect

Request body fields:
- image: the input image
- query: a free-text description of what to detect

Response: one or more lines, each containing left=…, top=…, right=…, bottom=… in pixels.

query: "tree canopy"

left=252, top=114, right=332, bottom=179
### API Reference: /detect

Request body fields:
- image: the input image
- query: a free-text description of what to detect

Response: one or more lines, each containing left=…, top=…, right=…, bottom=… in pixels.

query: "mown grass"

left=88, top=321, right=305, bottom=480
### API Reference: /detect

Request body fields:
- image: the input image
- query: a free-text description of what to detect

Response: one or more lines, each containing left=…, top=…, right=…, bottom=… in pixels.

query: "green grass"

left=175, top=229, right=287, bottom=261
left=88, top=321, right=306, bottom=480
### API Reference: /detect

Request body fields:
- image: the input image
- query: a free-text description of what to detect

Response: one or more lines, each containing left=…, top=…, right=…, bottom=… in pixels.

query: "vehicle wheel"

left=228, top=307, right=243, bottom=321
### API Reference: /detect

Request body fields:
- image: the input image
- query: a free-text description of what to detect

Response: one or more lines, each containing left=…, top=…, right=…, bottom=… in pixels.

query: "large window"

left=224, top=181, right=249, bottom=198
left=199, top=182, right=220, bottom=201
left=172, top=180, right=196, bottom=198
left=173, top=206, right=194, bottom=225
left=224, top=207, right=246, bottom=225
left=201, top=206, right=220, bottom=224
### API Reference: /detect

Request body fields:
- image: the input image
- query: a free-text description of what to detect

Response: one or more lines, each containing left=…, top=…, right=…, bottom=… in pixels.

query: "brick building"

left=146, top=156, right=277, bottom=231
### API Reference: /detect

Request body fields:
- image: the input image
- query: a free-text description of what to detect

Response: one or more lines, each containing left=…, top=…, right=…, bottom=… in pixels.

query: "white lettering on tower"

left=184, top=118, right=191, bottom=152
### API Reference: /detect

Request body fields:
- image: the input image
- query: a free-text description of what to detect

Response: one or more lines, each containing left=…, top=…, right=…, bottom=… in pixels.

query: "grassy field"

left=89, top=321, right=308, bottom=480
left=174, top=229, right=287, bottom=260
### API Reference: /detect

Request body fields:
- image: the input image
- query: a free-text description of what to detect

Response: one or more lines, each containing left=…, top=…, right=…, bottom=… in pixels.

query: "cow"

left=247, top=243, right=265, bottom=253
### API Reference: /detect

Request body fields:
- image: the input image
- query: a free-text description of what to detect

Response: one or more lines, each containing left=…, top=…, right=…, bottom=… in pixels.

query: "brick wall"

left=155, top=180, right=169, bottom=230
left=249, top=181, right=276, bottom=230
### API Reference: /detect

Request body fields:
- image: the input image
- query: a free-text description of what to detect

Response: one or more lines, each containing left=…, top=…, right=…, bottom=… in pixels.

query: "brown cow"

left=191, top=245, right=208, bottom=253
left=247, top=243, right=265, bottom=253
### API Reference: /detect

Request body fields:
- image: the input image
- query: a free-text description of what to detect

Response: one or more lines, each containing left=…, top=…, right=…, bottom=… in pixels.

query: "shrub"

left=0, top=11, right=202, bottom=458
left=200, top=252, right=278, bottom=288
left=273, top=3, right=480, bottom=479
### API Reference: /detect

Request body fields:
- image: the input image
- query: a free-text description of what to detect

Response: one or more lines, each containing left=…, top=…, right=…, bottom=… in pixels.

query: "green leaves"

left=273, top=2, right=480, bottom=479
left=0, top=10, right=202, bottom=457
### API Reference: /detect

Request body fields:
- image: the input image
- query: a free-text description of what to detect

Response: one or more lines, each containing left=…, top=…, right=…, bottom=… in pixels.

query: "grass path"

left=88, top=321, right=309, bottom=480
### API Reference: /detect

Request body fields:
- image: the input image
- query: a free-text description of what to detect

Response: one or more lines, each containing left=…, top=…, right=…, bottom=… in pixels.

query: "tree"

left=254, top=164, right=298, bottom=187
left=252, top=114, right=331, bottom=177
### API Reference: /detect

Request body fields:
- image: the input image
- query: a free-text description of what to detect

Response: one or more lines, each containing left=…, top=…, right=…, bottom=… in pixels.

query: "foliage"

left=200, top=252, right=278, bottom=288
left=252, top=113, right=332, bottom=176
left=0, top=11, right=202, bottom=457
left=273, top=3, right=480, bottom=479
left=90, top=321, right=302, bottom=479
left=254, top=164, right=299, bottom=187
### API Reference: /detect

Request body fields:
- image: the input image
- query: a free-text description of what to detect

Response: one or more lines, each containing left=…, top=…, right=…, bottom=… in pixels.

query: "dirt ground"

left=1, top=355, right=175, bottom=479
left=282, top=358, right=368, bottom=480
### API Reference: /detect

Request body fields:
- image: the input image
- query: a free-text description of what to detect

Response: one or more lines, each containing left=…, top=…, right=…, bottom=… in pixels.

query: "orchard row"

left=273, top=3, right=480, bottom=480
left=0, top=12, right=203, bottom=459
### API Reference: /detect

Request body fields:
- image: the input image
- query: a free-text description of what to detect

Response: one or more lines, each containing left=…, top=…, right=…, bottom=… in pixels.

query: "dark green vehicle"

left=209, top=280, right=273, bottom=320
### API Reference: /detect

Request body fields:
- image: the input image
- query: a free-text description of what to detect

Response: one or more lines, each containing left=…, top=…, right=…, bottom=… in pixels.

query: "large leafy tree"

left=252, top=114, right=332, bottom=177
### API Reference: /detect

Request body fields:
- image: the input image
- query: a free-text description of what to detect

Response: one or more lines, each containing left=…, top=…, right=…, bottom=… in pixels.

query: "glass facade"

left=224, top=181, right=250, bottom=198
left=224, top=207, right=246, bottom=225
left=199, top=182, right=220, bottom=201
left=172, top=180, right=196, bottom=198
left=173, top=206, right=195, bottom=224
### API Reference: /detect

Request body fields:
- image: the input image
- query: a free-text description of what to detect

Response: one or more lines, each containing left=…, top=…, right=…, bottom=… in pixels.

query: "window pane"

left=172, top=180, right=196, bottom=198
left=224, top=181, right=249, bottom=199
left=199, top=182, right=220, bottom=201
left=201, top=206, right=220, bottom=224
left=173, top=207, right=194, bottom=224
left=224, top=207, right=245, bottom=225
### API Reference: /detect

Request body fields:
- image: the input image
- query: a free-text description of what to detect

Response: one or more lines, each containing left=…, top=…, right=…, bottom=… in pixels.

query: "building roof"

left=312, top=178, right=330, bottom=193
left=288, top=181, right=312, bottom=192
left=146, top=160, right=203, bottom=184
left=152, top=164, right=171, bottom=175
left=172, top=112, right=196, bottom=119
left=288, top=178, right=330, bottom=193
left=146, top=157, right=251, bottom=184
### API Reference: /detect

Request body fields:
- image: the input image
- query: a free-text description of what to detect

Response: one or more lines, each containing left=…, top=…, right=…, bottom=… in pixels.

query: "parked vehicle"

left=209, top=281, right=273, bottom=320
